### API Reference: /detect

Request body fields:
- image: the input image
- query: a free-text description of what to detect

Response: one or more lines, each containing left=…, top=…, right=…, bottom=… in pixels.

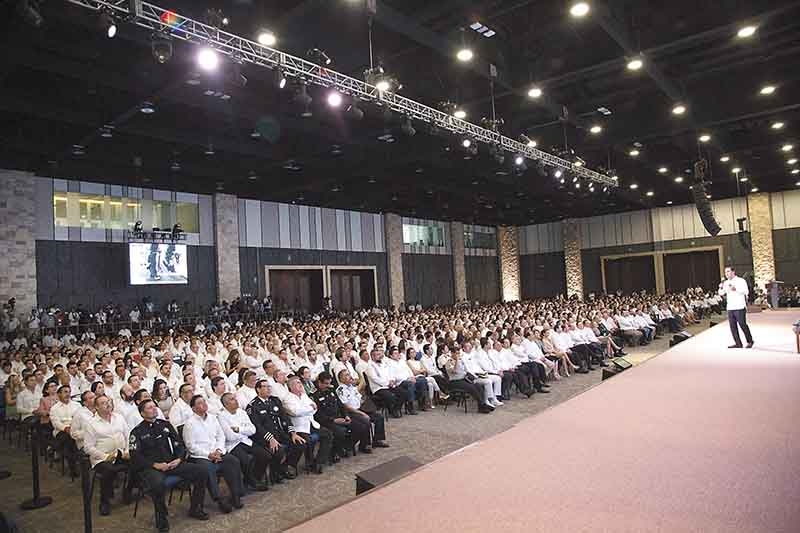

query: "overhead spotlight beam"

left=63, top=0, right=616, bottom=187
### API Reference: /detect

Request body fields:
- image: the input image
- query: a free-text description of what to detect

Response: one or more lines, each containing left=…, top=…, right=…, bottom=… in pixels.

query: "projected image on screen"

left=129, top=243, right=189, bottom=285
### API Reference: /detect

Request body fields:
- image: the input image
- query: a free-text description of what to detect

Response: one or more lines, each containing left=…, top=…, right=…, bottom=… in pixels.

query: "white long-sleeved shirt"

left=169, top=398, right=193, bottom=429
left=282, top=392, right=319, bottom=434
left=719, top=276, right=749, bottom=310
left=17, top=388, right=40, bottom=419
left=387, top=358, right=414, bottom=382
left=365, top=360, right=393, bottom=392
left=183, top=413, right=226, bottom=460
left=217, top=408, right=256, bottom=452
left=84, top=413, right=130, bottom=468
left=616, top=315, right=637, bottom=330
left=235, top=385, right=257, bottom=408
left=70, top=406, right=95, bottom=449
left=50, top=400, right=80, bottom=436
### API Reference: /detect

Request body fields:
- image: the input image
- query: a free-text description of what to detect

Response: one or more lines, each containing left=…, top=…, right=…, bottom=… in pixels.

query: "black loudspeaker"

left=601, top=367, right=620, bottom=380
left=613, top=357, right=633, bottom=370
left=669, top=332, right=691, bottom=347
left=691, top=159, right=721, bottom=236
left=355, top=456, right=422, bottom=495
left=691, top=181, right=721, bottom=236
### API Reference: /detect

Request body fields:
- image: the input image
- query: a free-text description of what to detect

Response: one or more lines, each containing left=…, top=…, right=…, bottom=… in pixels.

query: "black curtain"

left=664, top=251, right=721, bottom=292
left=604, top=255, right=656, bottom=294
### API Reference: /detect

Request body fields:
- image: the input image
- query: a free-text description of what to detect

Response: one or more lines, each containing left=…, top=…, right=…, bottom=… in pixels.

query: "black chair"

left=362, top=378, right=394, bottom=422
left=439, top=369, right=471, bottom=414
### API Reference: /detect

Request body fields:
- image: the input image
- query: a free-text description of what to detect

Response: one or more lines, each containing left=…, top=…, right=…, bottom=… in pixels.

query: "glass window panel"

left=53, top=196, right=68, bottom=227
left=152, top=201, right=173, bottom=230
left=176, top=202, right=199, bottom=233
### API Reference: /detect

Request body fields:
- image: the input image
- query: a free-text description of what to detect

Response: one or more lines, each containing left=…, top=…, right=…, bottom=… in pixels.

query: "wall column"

left=747, top=192, right=775, bottom=291
left=497, top=226, right=520, bottom=301
left=213, top=193, right=241, bottom=303
left=562, top=219, right=584, bottom=299
left=384, top=213, right=405, bottom=307
left=0, top=170, right=38, bottom=310
left=450, top=221, right=467, bottom=302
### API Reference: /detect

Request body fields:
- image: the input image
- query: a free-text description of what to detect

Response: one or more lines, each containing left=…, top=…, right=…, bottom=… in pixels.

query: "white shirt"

left=218, top=408, right=256, bottom=452
left=70, top=406, right=95, bottom=450
left=235, top=385, right=257, bottom=408
left=183, top=413, right=226, bottom=460
left=169, top=398, right=193, bottom=429
left=84, top=412, right=130, bottom=467
left=50, top=400, right=80, bottom=436
left=114, top=400, right=138, bottom=426
left=719, top=276, right=749, bottom=310
left=17, top=388, right=40, bottom=419
left=282, top=392, right=319, bottom=434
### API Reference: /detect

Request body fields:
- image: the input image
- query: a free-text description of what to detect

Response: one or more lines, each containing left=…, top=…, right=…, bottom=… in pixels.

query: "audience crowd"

left=0, top=288, right=721, bottom=532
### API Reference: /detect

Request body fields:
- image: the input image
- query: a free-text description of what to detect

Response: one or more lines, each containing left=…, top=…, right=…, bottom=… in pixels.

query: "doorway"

left=329, top=269, right=377, bottom=312
left=267, top=268, right=324, bottom=313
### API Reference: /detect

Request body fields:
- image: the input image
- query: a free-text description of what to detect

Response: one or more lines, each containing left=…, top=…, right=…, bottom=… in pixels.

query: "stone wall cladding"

left=747, top=192, right=775, bottom=291
left=563, top=219, right=584, bottom=298
left=384, top=213, right=405, bottom=306
left=0, top=170, right=37, bottom=311
left=450, top=221, right=467, bottom=301
left=214, top=193, right=241, bottom=302
left=497, top=226, right=520, bottom=301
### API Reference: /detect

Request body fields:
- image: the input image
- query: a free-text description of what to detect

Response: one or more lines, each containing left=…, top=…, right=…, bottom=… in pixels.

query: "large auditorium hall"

left=0, top=1, right=799, bottom=532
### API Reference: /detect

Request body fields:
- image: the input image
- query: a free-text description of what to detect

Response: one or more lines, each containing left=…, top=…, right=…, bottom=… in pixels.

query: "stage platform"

left=292, top=312, right=800, bottom=533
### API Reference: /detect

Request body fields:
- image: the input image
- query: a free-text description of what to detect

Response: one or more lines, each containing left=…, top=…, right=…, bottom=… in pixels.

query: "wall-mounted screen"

left=129, top=243, right=188, bottom=285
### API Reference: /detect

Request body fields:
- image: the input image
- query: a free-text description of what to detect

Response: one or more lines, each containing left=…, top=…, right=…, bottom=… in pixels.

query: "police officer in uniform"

left=129, top=399, right=208, bottom=533
left=245, top=379, right=304, bottom=482
left=313, top=371, right=373, bottom=456
left=335, top=369, right=389, bottom=447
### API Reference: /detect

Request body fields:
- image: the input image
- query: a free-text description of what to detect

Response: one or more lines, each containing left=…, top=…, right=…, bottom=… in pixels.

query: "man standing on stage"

left=718, top=266, right=754, bottom=349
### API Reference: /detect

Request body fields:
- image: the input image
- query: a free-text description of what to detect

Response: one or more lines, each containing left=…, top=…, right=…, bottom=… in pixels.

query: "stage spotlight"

left=346, top=102, right=364, bottom=121
left=554, top=169, right=563, bottom=178
left=151, top=33, right=173, bottom=64
left=295, top=84, right=313, bottom=117
left=462, top=138, right=472, bottom=148
left=275, top=68, right=287, bottom=89
left=520, top=134, right=537, bottom=148
left=307, top=48, right=332, bottom=66
left=197, top=48, right=219, bottom=71
left=327, top=91, right=343, bottom=108
left=401, top=116, right=416, bottom=136
left=672, top=103, right=686, bottom=115
left=257, top=29, right=277, bottom=47
left=737, top=25, right=757, bottom=39
left=454, top=109, right=467, bottom=119
left=570, top=2, right=590, bottom=18
left=17, top=0, right=44, bottom=27
left=100, top=11, right=117, bottom=38
left=527, top=86, right=543, bottom=99
left=515, top=155, right=524, bottom=166
left=205, top=8, right=227, bottom=28
left=140, top=101, right=155, bottom=114
left=626, top=57, right=643, bottom=71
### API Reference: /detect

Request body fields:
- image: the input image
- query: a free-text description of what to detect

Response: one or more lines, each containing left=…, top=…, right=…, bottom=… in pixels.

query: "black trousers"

left=367, top=411, right=386, bottom=442
left=372, top=388, right=402, bottom=414
left=727, top=309, right=753, bottom=346
left=93, top=459, right=131, bottom=504
left=297, top=427, right=333, bottom=467
left=139, top=462, right=207, bottom=527
left=54, top=431, right=78, bottom=472
left=229, top=442, right=271, bottom=484
left=324, top=415, right=371, bottom=453
left=448, top=379, right=484, bottom=405
left=497, top=372, right=514, bottom=398
left=192, top=455, right=244, bottom=501
left=431, top=374, right=449, bottom=394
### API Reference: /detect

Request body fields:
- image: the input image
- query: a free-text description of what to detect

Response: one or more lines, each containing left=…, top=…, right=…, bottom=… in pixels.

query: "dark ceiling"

left=1, top=0, right=799, bottom=225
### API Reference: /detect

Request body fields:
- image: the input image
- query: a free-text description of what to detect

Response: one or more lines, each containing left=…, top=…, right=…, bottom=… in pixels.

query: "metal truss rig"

left=65, top=0, right=617, bottom=187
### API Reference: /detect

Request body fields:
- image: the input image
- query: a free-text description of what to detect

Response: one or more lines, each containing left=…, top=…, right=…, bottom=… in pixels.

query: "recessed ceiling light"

left=792, top=169, right=800, bottom=175
left=626, top=58, right=643, bottom=71
left=772, top=121, right=785, bottom=130
left=740, top=177, right=749, bottom=182
left=462, top=138, right=472, bottom=148
left=570, top=2, right=590, bottom=18
left=760, top=85, right=776, bottom=95
left=257, top=30, right=277, bottom=47
left=658, top=167, right=668, bottom=173
left=706, top=194, right=712, bottom=199
left=597, top=106, right=612, bottom=115
left=629, top=183, right=639, bottom=190
left=140, top=101, right=155, bottom=114
left=699, top=134, right=711, bottom=143
left=646, top=190, right=654, bottom=197
left=554, top=169, right=563, bottom=178
left=751, top=187, right=759, bottom=192
left=590, top=124, right=603, bottom=134
left=720, top=155, right=730, bottom=162
left=782, top=144, right=794, bottom=152
left=674, top=176, right=684, bottom=183
left=456, top=48, right=473, bottom=62
left=666, top=201, right=673, bottom=205
left=788, top=158, right=798, bottom=165
left=732, top=167, right=742, bottom=173
left=629, top=149, right=640, bottom=157
left=737, top=25, right=757, bottom=39
left=672, top=104, right=686, bottom=115
left=197, top=48, right=219, bottom=71
left=527, top=86, right=543, bottom=99
left=454, top=109, right=467, bottom=119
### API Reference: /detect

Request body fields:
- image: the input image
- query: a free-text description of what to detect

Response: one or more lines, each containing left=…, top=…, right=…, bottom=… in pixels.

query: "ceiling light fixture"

left=140, top=101, right=155, bottom=114
left=782, top=144, right=794, bottom=152
left=740, top=177, right=749, bottom=182
left=327, top=91, right=343, bottom=108
left=788, top=158, right=798, bottom=165
left=527, top=86, right=543, bottom=99
left=751, top=187, right=759, bottom=192
left=772, top=121, right=785, bottom=130
left=589, top=124, right=603, bottom=134
left=667, top=201, right=673, bottom=205
left=672, top=104, right=686, bottom=115
left=456, top=48, right=474, bottom=62
left=646, top=191, right=654, bottom=197
left=554, top=169, right=563, bottom=178
left=720, top=155, right=730, bottom=162
left=759, top=85, right=776, bottom=95
left=737, top=25, right=757, bottom=39
left=626, top=57, right=643, bottom=71
left=732, top=167, right=742, bottom=173
left=658, top=167, right=668, bottom=173
left=454, top=109, right=467, bottom=119
left=629, top=183, right=639, bottom=190
left=570, top=2, right=590, bottom=18
left=462, top=138, right=472, bottom=148
left=515, top=155, right=524, bottom=166
left=674, top=176, right=684, bottom=183
left=100, top=11, right=117, bottom=38
left=151, top=33, right=173, bottom=64
left=699, top=134, right=711, bottom=143
left=629, top=149, right=640, bottom=157
left=792, top=169, right=800, bottom=175
left=520, top=134, right=537, bottom=148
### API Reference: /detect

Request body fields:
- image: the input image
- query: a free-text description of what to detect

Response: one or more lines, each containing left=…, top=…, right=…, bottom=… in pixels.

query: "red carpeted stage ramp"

left=292, top=313, right=800, bottom=533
